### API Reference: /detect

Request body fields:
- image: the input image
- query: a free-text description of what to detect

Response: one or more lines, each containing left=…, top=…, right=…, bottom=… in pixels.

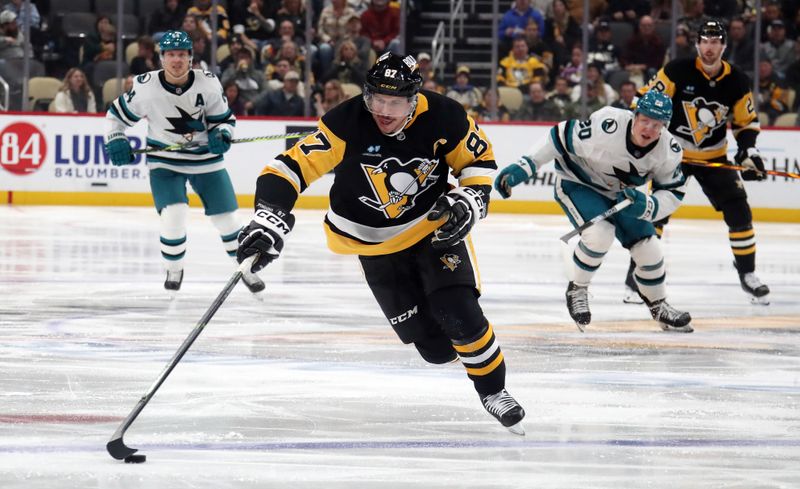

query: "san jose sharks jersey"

left=525, top=106, right=687, bottom=222
left=105, top=69, right=236, bottom=174
left=254, top=89, right=497, bottom=256
left=639, top=57, right=759, bottom=162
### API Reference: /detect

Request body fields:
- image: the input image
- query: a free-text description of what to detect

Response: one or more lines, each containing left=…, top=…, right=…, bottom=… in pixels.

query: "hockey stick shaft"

left=559, top=199, right=632, bottom=243
left=106, top=255, right=257, bottom=460
left=682, top=158, right=800, bottom=180
left=132, top=131, right=313, bottom=155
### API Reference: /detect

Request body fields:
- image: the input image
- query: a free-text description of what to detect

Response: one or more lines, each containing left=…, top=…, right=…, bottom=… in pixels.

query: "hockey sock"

left=729, top=225, right=756, bottom=274
left=630, top=236, right=666, bottom=302
left=209, top=211, right=242, bottom=258
left=160, top=203, right=189, bottom=271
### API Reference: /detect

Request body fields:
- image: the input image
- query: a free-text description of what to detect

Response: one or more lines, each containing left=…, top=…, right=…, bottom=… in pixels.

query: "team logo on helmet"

left=359, top=157, right=440, bottom=218
left=678, top=97, right=729, bottom=145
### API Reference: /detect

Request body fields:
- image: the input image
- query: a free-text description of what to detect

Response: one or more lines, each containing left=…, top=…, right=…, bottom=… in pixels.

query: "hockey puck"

left=124, top=454, right=147, bottom=464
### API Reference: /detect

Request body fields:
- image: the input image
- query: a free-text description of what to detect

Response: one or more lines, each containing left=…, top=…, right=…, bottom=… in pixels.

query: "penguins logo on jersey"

left=440, top=253, right=461, bottom=271
left=678, top=97, right=729, bottom=145
left=359, top=157, right=440, bottom=219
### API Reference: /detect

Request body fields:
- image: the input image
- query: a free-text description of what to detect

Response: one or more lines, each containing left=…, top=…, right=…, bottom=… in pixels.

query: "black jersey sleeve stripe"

left=255, top=173, right=299, bottom=211
left=275, top=153, right=309, bottom=192
left=108, top=103, right=132, bottom=127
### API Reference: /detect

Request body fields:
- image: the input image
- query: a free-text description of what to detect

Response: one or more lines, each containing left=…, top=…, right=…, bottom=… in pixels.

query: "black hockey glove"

left=237, top=204, right=295, bottom=272
left=735, top=147, right=766, bottom=181
left=427, top=186, right=487, bottom=249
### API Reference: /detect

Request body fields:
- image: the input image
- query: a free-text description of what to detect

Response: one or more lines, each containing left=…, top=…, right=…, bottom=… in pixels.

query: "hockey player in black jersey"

left=623, top=19, right=771, bottom=305
left=235, top=53, right=525, bottom=434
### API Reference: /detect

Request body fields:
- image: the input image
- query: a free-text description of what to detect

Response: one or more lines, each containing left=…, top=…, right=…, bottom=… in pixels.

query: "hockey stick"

left=106, top=255, right=258, bottom=461
left=682, top=158, right=800, bottom=180
left=132, top=131, right=313, bottom=155
left=559, top=198, right=632, bottom=243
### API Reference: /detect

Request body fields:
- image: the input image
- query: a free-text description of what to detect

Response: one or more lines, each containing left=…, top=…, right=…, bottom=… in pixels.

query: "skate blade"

left=659, top=323, right=694, bottom=333
left=505, top=421, right=525, bottom=436
left=750, top=295, right=770, bottom=306
left=575, top=322, right=586, bottom=333
left=623, top=295, right=644, bottom=304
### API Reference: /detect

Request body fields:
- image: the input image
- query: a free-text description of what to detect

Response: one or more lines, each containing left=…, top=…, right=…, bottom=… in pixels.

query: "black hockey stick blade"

left=107, top=437, right=137, bottom=460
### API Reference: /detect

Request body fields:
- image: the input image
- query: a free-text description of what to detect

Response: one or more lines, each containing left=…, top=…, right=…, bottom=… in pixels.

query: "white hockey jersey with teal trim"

left=105, top=69, right=235, bottom=174
left=525, top=106, right=687, bottom=222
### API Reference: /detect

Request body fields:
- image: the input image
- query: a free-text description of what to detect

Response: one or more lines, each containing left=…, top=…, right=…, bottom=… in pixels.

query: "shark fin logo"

left=678, top=97, right=728, bottom=145
left=359, top=157, right=439, bottom=218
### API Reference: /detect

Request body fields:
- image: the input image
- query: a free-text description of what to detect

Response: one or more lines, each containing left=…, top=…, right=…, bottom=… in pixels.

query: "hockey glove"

left=105, top=132, right=134, bottom=166
left=237, top=204, right=295, bottom=272
left=616, top=187, right=657, bottom=221
left=208, top=127, right=232, bottom=154
left=735, top=147, right=766, bottom=181
left=494, top=156, right=537, bottom=199
left=427, top=186, right=487, bottom=249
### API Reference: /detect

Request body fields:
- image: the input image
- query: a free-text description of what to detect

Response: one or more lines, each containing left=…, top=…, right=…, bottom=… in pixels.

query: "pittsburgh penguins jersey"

left=639, top=57, right=759, bottom=162
left=255, top=89, right=496, bottom=256
left=105, top=69, right=235, bottom=174
left=525, top=106, right=686, bottom=222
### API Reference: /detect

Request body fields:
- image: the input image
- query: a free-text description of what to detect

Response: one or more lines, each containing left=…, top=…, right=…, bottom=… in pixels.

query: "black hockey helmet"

left=697, top=19, right=727, bottom=44
left=364, top=52, right=423, bottom=98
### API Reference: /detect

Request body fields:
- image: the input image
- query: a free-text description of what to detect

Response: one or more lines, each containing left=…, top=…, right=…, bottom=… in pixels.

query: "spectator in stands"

left=422, top=78, right=445, bottom=94
left=240, top=0, right=278, bottom=47
left=187, top=0, right=231, bottom=41
left=446, top=65, right=483, bottom=110
left=763, top=20, right=796, bottom=77
left=275, top=0, right=307, bottom=44
left=760, top=1, right=783, bottom=43
left=2, top=0, right=39, bottom=30
left=191, top=32, right=210, bottom=69
left=548, top=76, right=574, bottom=117
left=605, top=0, right=649, bottom=23
left=758, top=58, right=790, bottom=125
left=322, top=39, right=364, bottom=85
left=360, top=0, right=400, bottom=55
left=181, top=14, right=209, bottom=43
left=523, top=19, right=554, bottom=71
left=498, top=0, right=545, bottom=55
left=570, top=63, right=618, bottom=105
left=498, top=36, right=548, bottom=92
left=666, top=25, right=695, bottom=62
left=559, top=46, right=583, bottom=87
left=611, top=80, right=636, bottom=109
left=621, top=15, right=665, bottom=81
left=544, top=0, right=580, bottom=65
left=224, top=79, right=249, bottom=115
left=0, top=9, right=24, bottom=60
left=52, top=68, right=97, bottom=114
left=219, top=34, right=245, bottom=73
left=130, top=36, right=160, bottom=75
left=704, top=0, right=737, bottom=20
left=725, top=17, right=754, bottom=75
left=342, top=14, right=372, bottom=67
left=649, top=0, right=672, bottom=21
left=266, top=57, right=292, bottom=90
left=469, top=88, right=511, bottom=122
left=314, top=79, right=348, bottom=116
left=514, top=81, right=562, bottom=121
left=148, top=0, right=186, bottom=41
left=576, top=80, right=605, bottom=115
left=221, top=45, right=265, bottom=103
left=84, top=16, right=117, bottom=64
left=417, top=51, right=435, bottom=81
left=678, top=0, right=710, bottom=40
left=318, top=0, right=357, bottom=77
left=261, top=19, right=305, bottom=65
left=784, top=43, right=800, bottom=106
left=254, top=69, right=305, bottom=115
left=588, top=19, right=622, bottom=74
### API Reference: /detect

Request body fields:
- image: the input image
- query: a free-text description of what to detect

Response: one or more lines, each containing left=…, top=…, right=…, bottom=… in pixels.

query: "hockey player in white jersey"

left=103, top=30, right=264, bottom=293
left=495, top=90, right=693, bottom=332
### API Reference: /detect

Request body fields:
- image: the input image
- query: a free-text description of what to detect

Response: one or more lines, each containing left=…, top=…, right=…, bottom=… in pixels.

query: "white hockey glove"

left=427, top=186, right=488, bottom=249
left=237, top=204, right=295, bottom=272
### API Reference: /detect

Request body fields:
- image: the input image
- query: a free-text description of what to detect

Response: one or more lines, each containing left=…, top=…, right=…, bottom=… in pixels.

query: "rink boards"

left=0, top=113, right=798, bottom=222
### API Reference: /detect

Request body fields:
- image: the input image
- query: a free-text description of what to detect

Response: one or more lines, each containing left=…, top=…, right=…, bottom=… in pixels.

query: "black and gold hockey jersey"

left=639, top=57, right=759, bottom=162
left=254, top=89, right=497, bottom=256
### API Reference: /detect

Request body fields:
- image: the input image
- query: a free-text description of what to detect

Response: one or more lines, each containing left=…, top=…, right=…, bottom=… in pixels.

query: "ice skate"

left=647, top=298, right=693, bottom=333
left=480, top=388, right=525, bottom=435
left=241, top=268, right=266, bottom=295
left=566, top=282, right=591, bottom=332
left=164, top=269, right=183, bottom=295
left=738, top=270, right=770, bottom=305
left=623, top=264, right=644, bottom=304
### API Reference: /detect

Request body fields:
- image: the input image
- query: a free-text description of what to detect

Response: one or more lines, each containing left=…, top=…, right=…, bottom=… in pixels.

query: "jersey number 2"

left=299, top=132, right=332, bottom=155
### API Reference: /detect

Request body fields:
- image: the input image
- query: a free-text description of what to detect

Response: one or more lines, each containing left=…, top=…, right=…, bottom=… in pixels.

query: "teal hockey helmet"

left=635, top=90, right=672, bottom=124
left=159, top=30, right=193, bottom=55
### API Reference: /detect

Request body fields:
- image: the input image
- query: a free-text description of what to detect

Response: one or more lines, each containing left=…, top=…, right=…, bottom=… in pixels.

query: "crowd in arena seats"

left=2, top=0, right=800, bottom=126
